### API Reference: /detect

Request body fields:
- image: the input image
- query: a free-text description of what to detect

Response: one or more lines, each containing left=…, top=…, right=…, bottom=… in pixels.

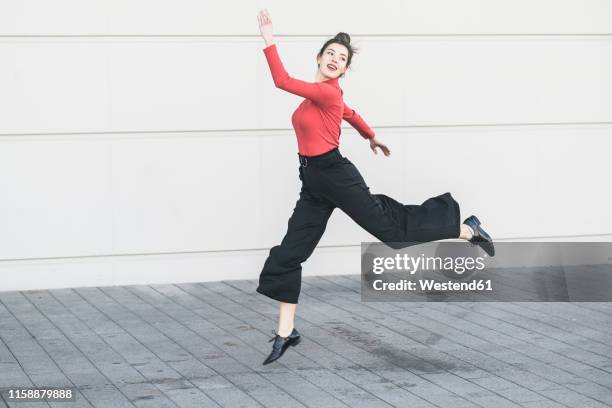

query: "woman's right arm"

left=258, top=9, right=336, bottom=106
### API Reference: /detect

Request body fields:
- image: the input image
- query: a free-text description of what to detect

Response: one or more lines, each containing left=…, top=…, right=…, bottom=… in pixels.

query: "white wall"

left=1, top=1, right=611, bottom=291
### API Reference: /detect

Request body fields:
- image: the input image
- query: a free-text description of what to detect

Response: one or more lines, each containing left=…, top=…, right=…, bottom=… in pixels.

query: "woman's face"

left=317, top=43, right=349, bottom=79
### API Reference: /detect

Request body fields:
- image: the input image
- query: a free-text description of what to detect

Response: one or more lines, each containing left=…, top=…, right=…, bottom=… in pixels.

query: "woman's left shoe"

left=463, top=215, right=495, bottom=257
left=262, top=328, right=301, bottom=365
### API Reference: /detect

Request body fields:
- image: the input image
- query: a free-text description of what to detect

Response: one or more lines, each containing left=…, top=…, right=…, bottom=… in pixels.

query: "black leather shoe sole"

left=463, top=215, right=495, bottom=257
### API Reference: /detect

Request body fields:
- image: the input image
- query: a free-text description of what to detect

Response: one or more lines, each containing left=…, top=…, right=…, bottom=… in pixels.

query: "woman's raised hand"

left=257, top=9, right=274, bottom=45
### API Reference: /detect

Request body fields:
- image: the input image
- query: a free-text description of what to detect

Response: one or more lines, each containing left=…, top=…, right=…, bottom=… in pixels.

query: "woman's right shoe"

left=262, top=328, right=301, bottom=365
left=463, top=215, right=495, bottom=257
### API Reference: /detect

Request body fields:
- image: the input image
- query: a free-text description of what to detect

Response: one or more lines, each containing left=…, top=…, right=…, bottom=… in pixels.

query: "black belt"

left=298, top=147, right=342, bottom=167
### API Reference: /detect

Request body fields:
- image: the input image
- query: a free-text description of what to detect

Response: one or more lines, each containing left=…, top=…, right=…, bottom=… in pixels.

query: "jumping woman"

left=255, top=9, right=495, bottom=365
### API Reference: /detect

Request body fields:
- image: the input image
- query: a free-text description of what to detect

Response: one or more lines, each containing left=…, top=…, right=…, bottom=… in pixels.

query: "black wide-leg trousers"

left=256, top=147, right=461, bottom=304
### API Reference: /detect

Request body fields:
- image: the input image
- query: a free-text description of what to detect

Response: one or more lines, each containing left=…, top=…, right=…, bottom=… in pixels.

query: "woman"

left=255, top=9, right=494, bottom=365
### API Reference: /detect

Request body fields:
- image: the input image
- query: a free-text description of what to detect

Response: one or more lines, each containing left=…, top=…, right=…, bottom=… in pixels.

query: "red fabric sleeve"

left=343, top=102, right=376, bottom=140
left=263, top=44, right=338, bottom=107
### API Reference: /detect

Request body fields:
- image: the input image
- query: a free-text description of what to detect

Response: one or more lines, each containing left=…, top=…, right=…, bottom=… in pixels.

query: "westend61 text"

left=372, top=279, right=493, bottom=291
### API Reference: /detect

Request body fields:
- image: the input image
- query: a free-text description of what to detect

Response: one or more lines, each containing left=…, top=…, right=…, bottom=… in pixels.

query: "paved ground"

left=0, top=274, right=611, bottom=408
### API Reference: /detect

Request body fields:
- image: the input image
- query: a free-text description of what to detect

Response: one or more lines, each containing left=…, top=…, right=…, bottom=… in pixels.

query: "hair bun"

left=334, top=32, right=351, bottom=44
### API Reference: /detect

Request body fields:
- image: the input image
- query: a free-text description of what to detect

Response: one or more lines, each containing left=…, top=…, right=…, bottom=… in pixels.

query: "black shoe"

left=463, top=215, right=495, bottom=257
left=262, top=328, right=301, bottom=365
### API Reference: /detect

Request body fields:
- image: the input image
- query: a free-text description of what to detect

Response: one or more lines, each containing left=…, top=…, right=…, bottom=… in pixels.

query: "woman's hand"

left=369, top=137, right=391, bottom=157
left=257, top=9, right=274, bottom=46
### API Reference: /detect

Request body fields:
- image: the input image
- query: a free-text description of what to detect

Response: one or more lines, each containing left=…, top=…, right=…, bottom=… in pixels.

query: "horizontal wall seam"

left=1, top=34, right=612, bottom=39
left=1, top=121, right=612, bottom=138
left=1, top=233, right=611, bottom=263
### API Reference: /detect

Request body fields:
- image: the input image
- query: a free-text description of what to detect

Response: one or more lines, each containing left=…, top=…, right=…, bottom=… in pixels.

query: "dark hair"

left=318, top=32, right=358, bottom=78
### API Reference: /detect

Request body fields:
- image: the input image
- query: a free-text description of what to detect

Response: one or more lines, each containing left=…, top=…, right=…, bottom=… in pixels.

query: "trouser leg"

left=317, top=157, right=461, bottom=250
left=257, top=183, right=335, bottom=304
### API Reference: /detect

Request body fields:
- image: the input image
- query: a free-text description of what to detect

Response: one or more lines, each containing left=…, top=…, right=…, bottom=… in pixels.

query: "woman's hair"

left=318, top=32, right=358, bottom=78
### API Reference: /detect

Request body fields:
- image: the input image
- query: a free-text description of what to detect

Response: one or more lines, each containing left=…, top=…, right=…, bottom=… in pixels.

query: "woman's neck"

left=315, top=70, right=334, bottom=83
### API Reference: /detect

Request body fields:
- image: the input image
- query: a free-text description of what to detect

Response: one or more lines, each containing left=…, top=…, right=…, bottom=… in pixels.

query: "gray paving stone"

left=196, top=281, right=439, bottom=408
left=316, top=275, right=612, bottom=406
left=0, top=294, right=94, bottom=407
left=221, top=280, right=482, bottom=408
left=521, top=400, right=568, bottom=408
left=1, top=275, right=611, bottom=407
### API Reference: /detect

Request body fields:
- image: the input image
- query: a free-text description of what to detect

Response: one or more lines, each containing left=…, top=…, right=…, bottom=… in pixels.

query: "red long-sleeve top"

left=263, top=43, right=375, bottom=156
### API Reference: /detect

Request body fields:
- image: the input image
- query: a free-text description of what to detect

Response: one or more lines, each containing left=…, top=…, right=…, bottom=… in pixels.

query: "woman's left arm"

left=343, top=102, right=390, bottom=156
left=343, top=102, right=375, bottom=140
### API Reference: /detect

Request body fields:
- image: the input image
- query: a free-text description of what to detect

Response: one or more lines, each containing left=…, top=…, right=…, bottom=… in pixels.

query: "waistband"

left=298, top=148, right=342, bottom=167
